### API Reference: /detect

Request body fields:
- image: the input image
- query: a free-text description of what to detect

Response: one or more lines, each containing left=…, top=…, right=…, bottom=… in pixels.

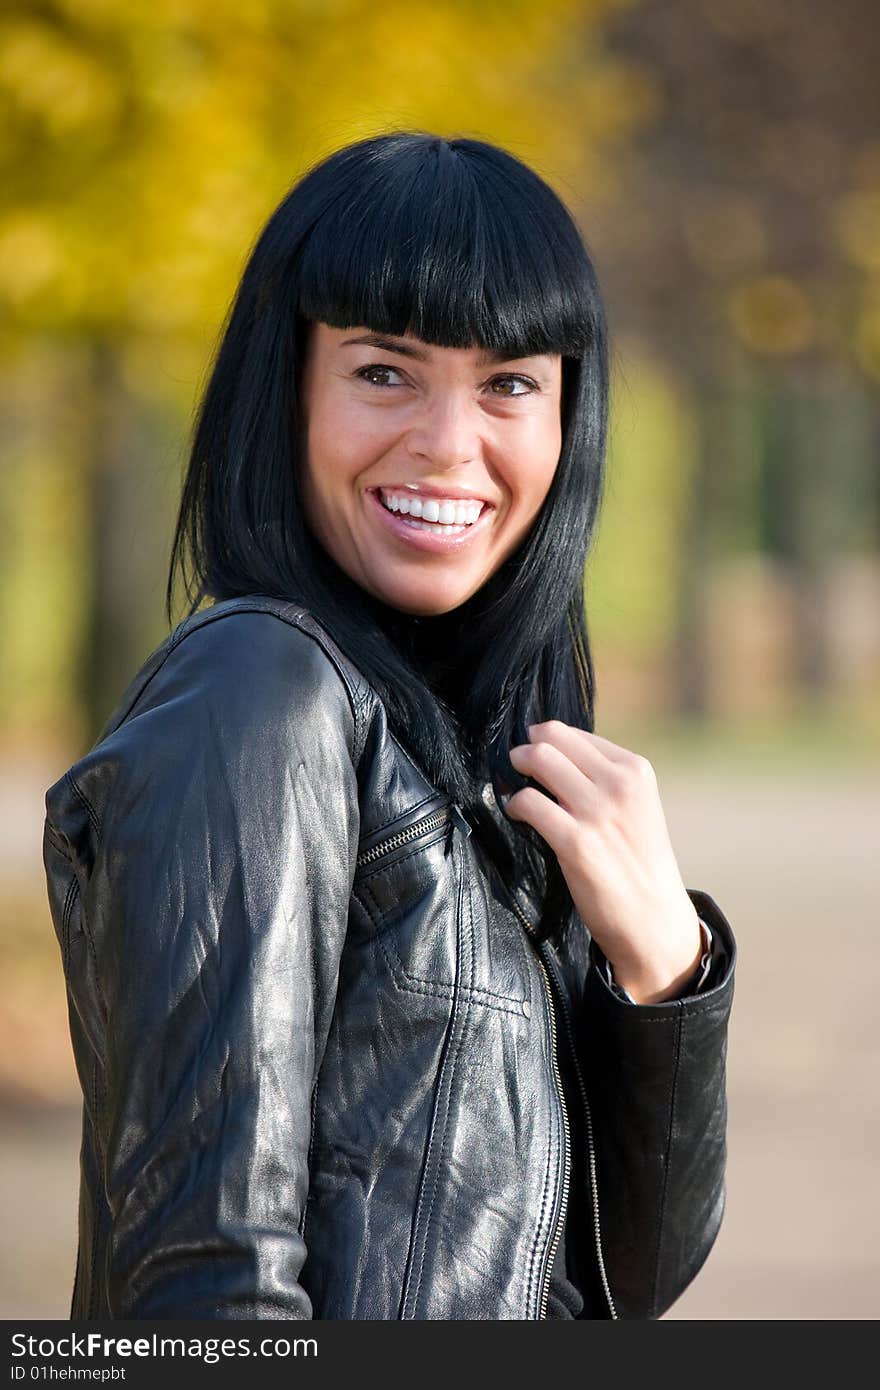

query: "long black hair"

left=167, top=130, right=609, bottom=947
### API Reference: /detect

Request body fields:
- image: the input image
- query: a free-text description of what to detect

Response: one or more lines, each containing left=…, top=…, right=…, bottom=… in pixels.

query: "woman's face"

left=299, top=321, right=563, bottom=616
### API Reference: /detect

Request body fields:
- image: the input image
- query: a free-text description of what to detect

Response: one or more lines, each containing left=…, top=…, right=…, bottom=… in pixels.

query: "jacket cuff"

left=587, top=888, right=736, bottom=1014
left=577, top=889, right=736, bottom=1317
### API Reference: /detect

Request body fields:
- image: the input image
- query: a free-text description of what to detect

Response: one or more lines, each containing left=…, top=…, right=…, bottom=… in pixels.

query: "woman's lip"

left=373, top=483, right=493, bottom=504
left=365, top=487, right=495, bottom=553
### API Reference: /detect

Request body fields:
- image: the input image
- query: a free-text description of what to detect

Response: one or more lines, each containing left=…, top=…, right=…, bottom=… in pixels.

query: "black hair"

left=167, top=130, right=609, bottom=947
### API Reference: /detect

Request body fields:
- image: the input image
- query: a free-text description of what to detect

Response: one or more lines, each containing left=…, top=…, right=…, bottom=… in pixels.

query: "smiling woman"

left=298, top=322, right=563, bottom=612
left=43, top=131, right=736, bottom=1322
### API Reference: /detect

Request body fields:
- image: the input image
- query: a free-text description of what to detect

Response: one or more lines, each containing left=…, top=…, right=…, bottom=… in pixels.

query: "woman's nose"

left=405, top=391, right=484, bottom=469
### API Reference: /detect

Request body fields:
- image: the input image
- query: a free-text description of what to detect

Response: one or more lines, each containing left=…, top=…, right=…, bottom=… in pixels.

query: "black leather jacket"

left=43, top=595, right=736, bottom=1321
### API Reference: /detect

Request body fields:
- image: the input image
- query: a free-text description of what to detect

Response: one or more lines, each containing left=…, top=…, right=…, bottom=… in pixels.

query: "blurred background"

left=1, top=0, right=877, bottom=1319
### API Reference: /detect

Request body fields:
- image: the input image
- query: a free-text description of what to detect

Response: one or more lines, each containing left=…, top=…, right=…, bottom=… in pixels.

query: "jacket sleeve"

left=43, top=611, right=362, bottom=1319
left=575, top=887, right=736, bottom=1320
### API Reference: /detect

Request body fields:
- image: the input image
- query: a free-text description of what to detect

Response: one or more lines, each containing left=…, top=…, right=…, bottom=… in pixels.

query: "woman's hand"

left=505, top=721, right=704, bottom=1005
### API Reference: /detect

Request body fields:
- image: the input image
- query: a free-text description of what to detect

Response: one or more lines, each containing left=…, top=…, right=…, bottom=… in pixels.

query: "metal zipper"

left=357, top=803, right=614, bottom=1316
left=356, top=805, right=454, bottom=870
left=477, top=867, right=571, bottom=1318
left=505, top=884, right=617, bottom=1320
left=532, top=943, right=572, bottom=1319
left=540, top=944, right=618, bottom=1320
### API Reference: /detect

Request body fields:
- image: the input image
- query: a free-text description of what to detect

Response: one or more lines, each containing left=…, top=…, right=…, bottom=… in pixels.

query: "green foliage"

left=0, top=0, right=644, bottom=338
left=0, top=0, right=649, bottom=744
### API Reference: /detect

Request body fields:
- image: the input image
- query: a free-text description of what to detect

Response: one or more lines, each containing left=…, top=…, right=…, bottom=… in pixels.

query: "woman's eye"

left=355, top=364, right=404, bottom=387
left=489, top=375, right=536, bottom=397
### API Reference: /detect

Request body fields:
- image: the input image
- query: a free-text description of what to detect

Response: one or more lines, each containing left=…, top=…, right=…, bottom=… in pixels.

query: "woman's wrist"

left=605, top=914, right=713, bottom=1005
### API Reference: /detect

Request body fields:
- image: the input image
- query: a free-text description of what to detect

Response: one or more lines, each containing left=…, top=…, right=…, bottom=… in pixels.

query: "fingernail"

left=499, top=792, right=511, bottom=809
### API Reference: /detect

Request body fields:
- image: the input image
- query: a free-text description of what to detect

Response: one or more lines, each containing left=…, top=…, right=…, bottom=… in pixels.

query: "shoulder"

left=46, top=597, right=377, bottom=847
left=105, top=596, right=375, bottom=756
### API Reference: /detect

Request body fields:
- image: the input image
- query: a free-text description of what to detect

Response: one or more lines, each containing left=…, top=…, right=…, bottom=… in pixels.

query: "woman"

left=43, top=131, right=736, bottom=1321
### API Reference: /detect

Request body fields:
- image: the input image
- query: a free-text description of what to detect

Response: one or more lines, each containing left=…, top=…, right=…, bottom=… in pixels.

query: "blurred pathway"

left=662, top=761, right=878, bottom=1319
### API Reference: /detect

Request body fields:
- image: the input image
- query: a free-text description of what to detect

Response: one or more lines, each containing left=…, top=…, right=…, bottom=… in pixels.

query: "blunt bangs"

left=295, top=134, right=596, bottom=359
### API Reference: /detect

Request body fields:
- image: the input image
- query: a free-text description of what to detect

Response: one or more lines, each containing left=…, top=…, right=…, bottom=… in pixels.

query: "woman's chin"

left=382, top=596, right=467, bottom=618
left=367, top=576, right=482, bottom=618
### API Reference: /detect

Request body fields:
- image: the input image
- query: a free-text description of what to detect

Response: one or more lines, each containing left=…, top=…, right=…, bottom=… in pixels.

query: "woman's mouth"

left=365, top=487, right=495, bottom=553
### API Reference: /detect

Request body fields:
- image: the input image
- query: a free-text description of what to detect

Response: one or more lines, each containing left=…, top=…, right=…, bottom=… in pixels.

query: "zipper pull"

left=446, top=803, right=472, bottom=855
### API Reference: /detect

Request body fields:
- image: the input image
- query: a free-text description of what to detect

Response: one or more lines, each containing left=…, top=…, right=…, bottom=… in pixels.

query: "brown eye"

left=356, top=364, right=404, bottom=387
left=490, top=375, right=535, bottom=396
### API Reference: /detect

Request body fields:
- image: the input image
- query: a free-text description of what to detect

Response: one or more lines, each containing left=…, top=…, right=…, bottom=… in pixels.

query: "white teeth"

left=378, top=489, right=484, bottom=526
left=399, top=517, right=468, bottom=534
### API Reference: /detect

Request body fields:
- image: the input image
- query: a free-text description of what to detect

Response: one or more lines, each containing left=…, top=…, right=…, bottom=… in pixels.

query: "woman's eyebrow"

left=341, top=333, right=428, bottom=360
left=339, top=333, right=552, bottom=366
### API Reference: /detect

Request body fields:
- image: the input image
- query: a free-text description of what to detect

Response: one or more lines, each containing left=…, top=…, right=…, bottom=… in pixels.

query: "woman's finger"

left=572, top=727, right=636, bottom=764
left=502, top=783, right=583, bottom=863
left=530, top=720, right=633, bottom=763
left=509, top=738, right=601, bottom=817
left=524, top=721, right=633, bottom=790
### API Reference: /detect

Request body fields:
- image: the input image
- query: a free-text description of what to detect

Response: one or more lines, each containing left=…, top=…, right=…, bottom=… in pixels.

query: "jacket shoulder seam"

left=44, top=820, right=71, bottom=857
left=65, top=770, right=100, bottom=838
left=174, top=600, right=371, bottom=755
left=84, top=600, right=373, bottom=803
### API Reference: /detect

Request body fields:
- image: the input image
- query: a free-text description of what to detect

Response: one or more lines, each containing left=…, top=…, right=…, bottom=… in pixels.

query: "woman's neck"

left=308, top=535, right=475, bottom=720
left=374, top=602, right=470, bottom=710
